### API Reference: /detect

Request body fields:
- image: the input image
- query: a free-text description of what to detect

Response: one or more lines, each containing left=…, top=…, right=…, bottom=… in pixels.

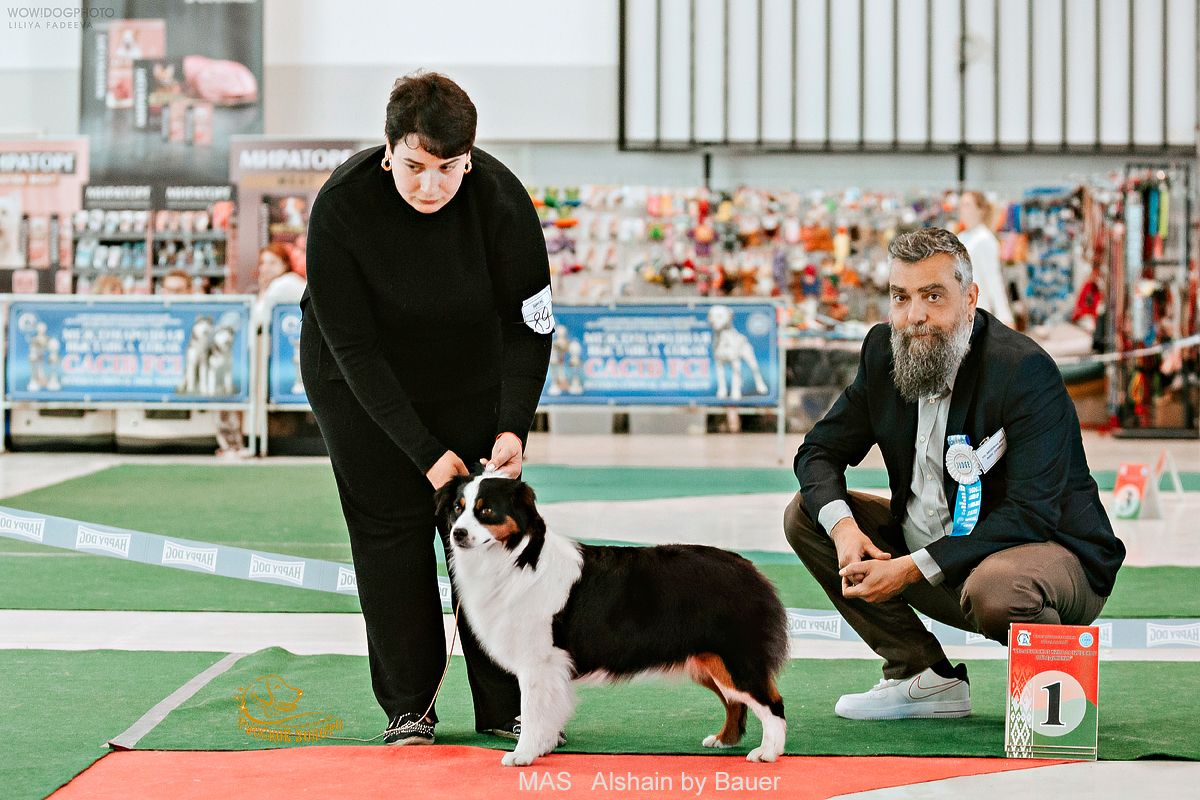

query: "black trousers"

left=301, top=322, right=521, bottom=729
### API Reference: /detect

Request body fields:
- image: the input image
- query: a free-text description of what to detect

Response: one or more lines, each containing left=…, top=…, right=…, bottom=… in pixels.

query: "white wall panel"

left=265, top=0, right=616, bottom=67
left=1098, top=0, right=1131, bottom=145
left=828, top=0, right=862, bottom=142
left=659, top=0, right=694, bottom=142
left=0, top=3, right=82, bottom=70
left=962, top=0, right=996, bottom=145
left=894, top=0, right=930, bottom=143
left=1132, top=0, right=1165, bottom=145
left=1031, top=0, right=1064, bottom=144
left=0, top=0, right=1193, bottom=149
left=861, top=0, right=896, bottom=143
left=727, top=0, right=761, bottom=141
left=624, top=0, right=659, bottom=142
left=1064, top=0, right=1099, bottom=146
left=795, top=0, right=829, bottom=142
left=929, top=0, right=960, bottom=144
left=1165, top=0, right=1196, bottom=146
left=996, top=0, right=1030, bottom=144
left=694, top=0, right=726, bottom=141
left=761, top=0, right=796, bottom=142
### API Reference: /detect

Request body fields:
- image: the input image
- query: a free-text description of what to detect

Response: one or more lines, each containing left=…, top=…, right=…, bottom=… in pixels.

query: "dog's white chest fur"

left=451, top=525, right=582, bottom=673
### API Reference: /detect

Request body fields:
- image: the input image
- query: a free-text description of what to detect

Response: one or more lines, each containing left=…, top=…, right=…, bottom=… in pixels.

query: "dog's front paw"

left=702, top=734, right=733, bottom=749
left=746, top=746, right=778, bottom=763
left=501, top=750, right=538, bottom=767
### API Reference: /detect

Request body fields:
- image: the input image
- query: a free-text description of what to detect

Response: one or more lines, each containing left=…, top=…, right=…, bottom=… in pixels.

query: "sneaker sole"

left=836, top=702, right=972, bottom=721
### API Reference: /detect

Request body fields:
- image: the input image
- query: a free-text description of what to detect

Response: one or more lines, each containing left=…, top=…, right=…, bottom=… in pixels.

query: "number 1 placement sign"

left=1005, top=623, right=1100, bottom=760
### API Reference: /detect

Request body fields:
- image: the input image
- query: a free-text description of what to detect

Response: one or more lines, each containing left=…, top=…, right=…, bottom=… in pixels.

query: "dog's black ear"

left=511, top=480, right=546, bottom=569
left=513, top=481, right=546, bottom=538
left=433, top=475, right=468, bottom=533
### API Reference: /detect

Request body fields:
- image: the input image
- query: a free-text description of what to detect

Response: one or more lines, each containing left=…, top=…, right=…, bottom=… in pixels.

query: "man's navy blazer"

left=793, top=309, right=1125, bottom=596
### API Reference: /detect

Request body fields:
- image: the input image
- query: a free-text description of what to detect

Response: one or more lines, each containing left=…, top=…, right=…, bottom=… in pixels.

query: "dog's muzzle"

left=451, top=528, right=470, bottom=548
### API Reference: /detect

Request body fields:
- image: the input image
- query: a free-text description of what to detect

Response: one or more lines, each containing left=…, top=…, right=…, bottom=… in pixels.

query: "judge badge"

left=945, top=430, right=1007, bottom=537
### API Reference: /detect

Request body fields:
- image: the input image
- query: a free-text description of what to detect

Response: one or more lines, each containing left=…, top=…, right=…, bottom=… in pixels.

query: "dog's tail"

left=753, top=567, right=791, bottom=677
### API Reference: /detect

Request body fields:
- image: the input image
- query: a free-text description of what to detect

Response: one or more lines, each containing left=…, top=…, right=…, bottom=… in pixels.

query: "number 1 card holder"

left=1005, top=623, right=1100, bottom=760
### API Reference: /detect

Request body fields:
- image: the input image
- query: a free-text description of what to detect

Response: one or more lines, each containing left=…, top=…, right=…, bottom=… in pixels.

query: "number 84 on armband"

left=1005, top=623, right=1100, bottom=760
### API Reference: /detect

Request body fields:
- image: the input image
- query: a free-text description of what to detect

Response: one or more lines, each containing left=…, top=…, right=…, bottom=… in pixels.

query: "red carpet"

left=51, top=746, right=1060, bottom=799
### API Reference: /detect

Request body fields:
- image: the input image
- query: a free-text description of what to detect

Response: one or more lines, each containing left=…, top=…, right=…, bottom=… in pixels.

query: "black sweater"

left=301, top=145, right=552, bottom=473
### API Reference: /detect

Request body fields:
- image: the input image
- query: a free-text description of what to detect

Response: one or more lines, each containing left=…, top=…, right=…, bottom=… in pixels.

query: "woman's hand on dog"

left=481, top=432, right=523, bottom=478
left=829, top=518, right=892, bottom=593
left=426, top=450, right=469, bottom=490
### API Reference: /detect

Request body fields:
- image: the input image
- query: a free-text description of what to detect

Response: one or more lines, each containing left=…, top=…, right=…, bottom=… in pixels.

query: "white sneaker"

left=835, top=665, right=971, bottom=720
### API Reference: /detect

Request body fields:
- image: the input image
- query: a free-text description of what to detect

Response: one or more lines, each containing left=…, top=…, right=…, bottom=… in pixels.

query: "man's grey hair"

left=888, top=227, right=973, bottom=289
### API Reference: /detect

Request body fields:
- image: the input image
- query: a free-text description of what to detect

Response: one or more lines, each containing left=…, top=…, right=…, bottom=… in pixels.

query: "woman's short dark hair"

left=385, top=71, right=477, bottom=158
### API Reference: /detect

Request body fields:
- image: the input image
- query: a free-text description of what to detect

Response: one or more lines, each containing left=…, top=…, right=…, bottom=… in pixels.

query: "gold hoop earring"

left=381, top=156, right=392, bottom=172
left=463, top=162, right=472, bottom=174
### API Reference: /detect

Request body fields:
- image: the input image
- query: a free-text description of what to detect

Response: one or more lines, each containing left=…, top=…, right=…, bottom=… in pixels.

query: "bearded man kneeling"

left=783, top=227, right=1124, bottom=720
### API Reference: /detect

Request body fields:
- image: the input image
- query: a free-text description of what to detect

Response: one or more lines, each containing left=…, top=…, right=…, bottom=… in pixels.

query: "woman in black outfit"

left=300, top=72, right=553, bottom=745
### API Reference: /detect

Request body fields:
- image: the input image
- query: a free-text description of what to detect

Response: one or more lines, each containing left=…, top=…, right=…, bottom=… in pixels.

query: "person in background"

left=956, top=191, right=1014, bottom=327
left=158, top=269, right=193, bottom=295
left=253, top=243, right=306, bottom=327
left=211, top=246, right=305, bottom=460
left=92, top=275, right=125, bottom=295
left=245, top=244, right=310, bottom=447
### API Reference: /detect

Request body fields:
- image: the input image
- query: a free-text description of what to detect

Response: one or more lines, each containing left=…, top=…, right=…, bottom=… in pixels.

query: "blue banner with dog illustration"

left=541, top=303, right=780, bottom=406
left=268, top=304, right=307, bottom=406
left=5, top=299, right=251, bottom=403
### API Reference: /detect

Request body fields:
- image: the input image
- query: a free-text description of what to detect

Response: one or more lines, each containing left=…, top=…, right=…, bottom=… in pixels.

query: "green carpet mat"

left=1, top=464, right=1196, bottom=615
left=0, top=649, right=228, bottom=800
left=137, top=648, right=1197, bottom=761
left=9, top=647, right=1195, bottom=800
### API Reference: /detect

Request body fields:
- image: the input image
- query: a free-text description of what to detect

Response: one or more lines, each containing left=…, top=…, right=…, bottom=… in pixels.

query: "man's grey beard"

left=890, top=313, right=973, bottom=403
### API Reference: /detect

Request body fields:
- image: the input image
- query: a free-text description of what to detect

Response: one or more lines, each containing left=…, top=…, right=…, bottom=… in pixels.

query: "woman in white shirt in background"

left=215, top=244, right=307, bottom=457
left=253, top=243, right=307, bottom=325
left=956, top=191, right=1015, bottom=327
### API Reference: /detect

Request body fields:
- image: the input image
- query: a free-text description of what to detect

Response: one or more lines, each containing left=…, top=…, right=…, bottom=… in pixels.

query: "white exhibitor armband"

left=521, top=285, right=555, bottom=334
left=975, top=428, right=1007, bottom=473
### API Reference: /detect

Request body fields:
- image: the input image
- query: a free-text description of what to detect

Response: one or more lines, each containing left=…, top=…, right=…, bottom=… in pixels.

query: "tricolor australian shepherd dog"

left=435, top=472, right=789, bottom=767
